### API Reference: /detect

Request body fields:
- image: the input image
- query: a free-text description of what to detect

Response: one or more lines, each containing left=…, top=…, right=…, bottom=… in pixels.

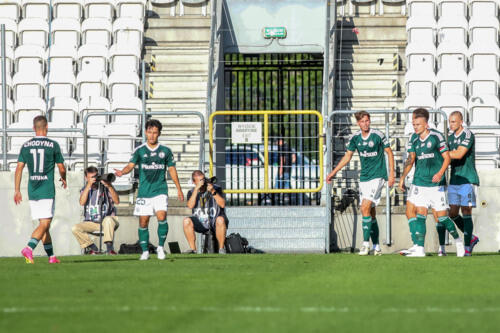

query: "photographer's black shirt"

left=81, top=185, right=116, bottom=222
left=187, top=185, right=226, bottom=225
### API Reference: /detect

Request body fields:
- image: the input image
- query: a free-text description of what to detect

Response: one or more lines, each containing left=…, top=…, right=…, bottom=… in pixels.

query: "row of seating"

left=336, top=0, right=407, bottom=16
left=407, top=0, right=499, bottom=19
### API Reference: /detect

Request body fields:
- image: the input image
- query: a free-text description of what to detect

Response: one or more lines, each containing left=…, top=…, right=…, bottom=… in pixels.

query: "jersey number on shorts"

left=30, top=148, right=45, bottom=173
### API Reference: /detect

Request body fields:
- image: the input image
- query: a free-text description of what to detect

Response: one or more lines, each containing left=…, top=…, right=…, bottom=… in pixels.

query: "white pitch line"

left=3, top=306, right=500, bottom=314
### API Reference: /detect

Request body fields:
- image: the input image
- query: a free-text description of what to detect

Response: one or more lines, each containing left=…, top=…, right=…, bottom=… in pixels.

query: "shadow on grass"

left=66, top=255, right=222, bottom=263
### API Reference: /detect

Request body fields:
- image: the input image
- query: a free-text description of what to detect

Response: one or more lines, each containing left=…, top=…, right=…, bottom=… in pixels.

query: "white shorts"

left=29, top=199, right=55, bottom=220
left=359, top=178, right=385, bottom=207
left=408, top=185, right=449, bottom=211
left=134, top=194, right=168, bottom=216
left=448, top=184, right=477, bottom=207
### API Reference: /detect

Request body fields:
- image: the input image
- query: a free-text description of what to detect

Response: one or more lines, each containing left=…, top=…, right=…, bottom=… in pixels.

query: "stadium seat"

left=467, top=69, right=500, bottom=96
left=468, top=42, right=500, bottom=72
left=47, top=97, right=78, bottom=132
left=110, top=96, right=142, bottom=127
left=46, top=71, right=77, bottom=99
left=0, top=1, right=21, bottom=22
left=18, top=18, right=49, bottom=48
left=14, top=97, right=46, bottom=125
left=84, top=0, right=116, bottom=21
left=436, top=42, right=467, bottom=72
left=115, top=0, right=147, bottom=20
left=179, top=0, right=209, bottom=16
left=436, top=94, right=468, bottom=126
left=0, top=99, right=14, bottom=129
left=380, top=0, right=407, bottom=16
left=407, top=0, right=436, bottom=17
left=53, top=0, right=84, bottom=20
left=0, top=19, right=17, bottom=49
left=469, top=0, right=499, bottom=18
left=79, top=96, right=110, bottom=125
left=436, top=16, right=468, bottom=45
left=77, top=43, right=109, bottom=73
left=405, top=70, right=436, bottom=97
left=436, top=68, right=467, bottom=96
left=437, top=0, right=468, bottom=17
left=405, top=42, right=436, bottom=72
left=7, top=123, right=34, bottom=164
left=21, top=0, right=51, bottom=21
left=406, top=16, right=437, bottom=45
left=77, top=70, right=108, bottom=100
left=103, top=123, right=137, bottom=190
left=107, top=71, right=140, bottom=100
left=47, top=44, right=78, bottom=74
left=404, top=94, right=436, bottom=111
left=0, top=74, right=13, bottom=100
left=112, top=18, right=144, bottom=49
left=348, top=0, right=377, bottom=16
left=71, top=122, right=104, bottom=171
left=469, top=95, right=500, bottom=126
left=468, top=16, right=499, bottom=45
left=14, top=45, right=46, bottom=75
left=51, top=18, right=81, bottom=50
left=81, top=18, right=113, bottom=47
left=13, top=72, right=45, bottom=100
left=151, top=0, right=177, bottom=16
left=109, top=44, right=141, bottom=73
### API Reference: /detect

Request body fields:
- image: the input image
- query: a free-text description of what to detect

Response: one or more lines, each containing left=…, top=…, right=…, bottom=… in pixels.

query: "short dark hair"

left=413, top=108, right=429, bottom=122
left=354, top=111, right=370, bottom=121
left=146, top=119, right=162, bottom=132
left=85, top=166, right=98, bottom=176
left=191, top=170, right=204, bottom=181
left=33, top=115, right=47, bottom=129
left=449, top=110, right=463, bottom=120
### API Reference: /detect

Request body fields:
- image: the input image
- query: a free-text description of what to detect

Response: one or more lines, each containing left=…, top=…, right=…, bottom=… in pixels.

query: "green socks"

left=362, top=216, right=372, bottom=242
left=436, top=222, right=446, bottom=246
left=463, top=215, right=473, bottom=245
left=451, top=215, right=465, bottom=232
left=43, top=243, right=54, bottom=257
left=27, top=238, right=39, bottom=250
left=138, top=227, right=149, bottom=252
left=157, top=220, right=169, bottom=247
left=370, top=218, right=379, bottom=245
left=415, top=214, right=427, bottom=247
left=439, top=216, right=459, bottom=239
left=408, top=217, right=417, bottom=244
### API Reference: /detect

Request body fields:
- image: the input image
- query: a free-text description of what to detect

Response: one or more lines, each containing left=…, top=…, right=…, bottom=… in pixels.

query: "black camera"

left=94, top=173, right=116, bottom=183
left=200, top=176, right=217, bottom=192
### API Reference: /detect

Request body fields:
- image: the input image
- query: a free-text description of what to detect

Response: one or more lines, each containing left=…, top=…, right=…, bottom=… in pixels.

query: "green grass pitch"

left=1, top=253, right=500, bottom=333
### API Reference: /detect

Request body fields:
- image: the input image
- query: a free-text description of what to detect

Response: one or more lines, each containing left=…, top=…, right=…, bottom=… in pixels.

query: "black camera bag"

left=225, top=233, right=249, bottom=253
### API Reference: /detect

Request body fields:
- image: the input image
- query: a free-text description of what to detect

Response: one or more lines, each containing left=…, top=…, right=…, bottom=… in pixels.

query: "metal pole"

left=205, top=0, right=217, bottom=120
left=141, top=61, right=146, bottom=143
left=385, top=113, right=391, bottom=245
left=1, top=24, right=7, bottom=171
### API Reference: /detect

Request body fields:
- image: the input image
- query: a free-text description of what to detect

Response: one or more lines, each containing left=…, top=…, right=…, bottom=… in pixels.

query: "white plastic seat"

left=71, top=122, right=104, bottom=170
left=81, top=18, right=113, bottom=47
left=0, top=1, right=21, bottom=22
left=407, top=0, right=436, bottom=17
left=180, top=0, right=209, bottom=16
left=77, top=70, right=107, bottom=99
left=79, top=96, right=110, bottom=125
left=151, top=0, right=177, bottom=16
left=404, top=95, right=436, bottom=110
left=47, top=44, right=78, bottom=74
left=109, top=44, right=141, bottom=72
left=0, top=19, right=18, bottom=49
left=0, top=99, right=14, bottom=129
left=437, top=16, right=468, bottom=44
left=51, top=18, right=81, bottom=50
left=436, top=69, right=468, bottom=96
left=110, top=96, right=141, bottom=126
left=8, top=126, right=34, bottom=159
left=14, top=97, right=46, bottom=125
left=467, top=70, right=500, bottom=96
left=112, top=18, right=144, bottom=49
left=469, top=95, right=500, bottom=126
left=115, top=0, right=146, bottom=20
left=437, top=42, right=468, bottom=72
left=48, top=97, right=78, bottom=127
left=0, top=46, right=14, bottom=78
left=22, top=0, right=51, bottom=21
left=0, top=74, right=13, bottom=100
left=468, top=42, right=500, bottom=72
left=405, top=42, right=436, bottom=72
left=14, top=45, right=46, bottom=75
left=436, top=95, right=468, bottom=126
left=469, top=0, right=499, bottom=17
left=104, top=122, right=137, bottom=190
left=84, top=0, right=116, bottom=21
left=13, top=72, right=45, bottom=100
left=53, top=0, right=84, bottom=20
left=469, top=16, right=499, bottom=45
left=406, top=16, right=437, bottom=45
left=46, top=71, right=76, bottom=99
left=437, top=0, right=468, bottom=17
left=77, top=43, right=109, bottom=73
left=18, top=18, right=49, bottom=48
left=405, top=70, right=436, bottom=97
left=107, top=71, right=140, bottom=100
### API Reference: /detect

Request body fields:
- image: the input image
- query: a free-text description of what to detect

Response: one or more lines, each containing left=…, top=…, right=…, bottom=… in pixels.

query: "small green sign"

left=263, top=27, right=287, bottom=39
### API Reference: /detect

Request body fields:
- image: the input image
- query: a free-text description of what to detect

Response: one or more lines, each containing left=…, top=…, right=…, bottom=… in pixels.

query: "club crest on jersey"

left=368, top=141, right=374, bottom=147
left=427, top=142, right=432, bottom=148
left=159, top=151, right=165, bottom=158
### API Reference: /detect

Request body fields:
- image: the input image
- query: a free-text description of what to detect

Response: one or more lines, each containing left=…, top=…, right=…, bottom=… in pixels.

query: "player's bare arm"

left=384, top=147, right=396, bottom=187
left=57, top=163, right=67, bottom=189
left=114, top=162, right=135, bottom=177
left=449, top=146, right=468, bottom=160
left=399, top=152, right=415, bottom=192
left=326, top=150, right=354, bottom=184
left=207, top=183, right=225, bottom=208
left=14, top=162, right=25, bottom=205
left=103, top=181, right=120, bottom=204
left=79, top=176, right=96, bottom=206
left=168, top=166, right=184, bottom=201
left=432, top=151, right=451, bottom=183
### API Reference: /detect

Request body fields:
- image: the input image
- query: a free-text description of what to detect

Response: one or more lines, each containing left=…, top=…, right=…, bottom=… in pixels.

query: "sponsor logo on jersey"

left=360, top=151, right=378, bottom=157
left=159, top=151, right=165, bottom=158
left=151, top=152, right=157, bottom=156
left=30, top=175, right=48, bottom=180
left=417, top=153, right=435, bottom=160
left=24, top=140, right=54, bottom=148
left=363, top=142, right=367, bottom=146
left=141, top=163, right=165, bottom=170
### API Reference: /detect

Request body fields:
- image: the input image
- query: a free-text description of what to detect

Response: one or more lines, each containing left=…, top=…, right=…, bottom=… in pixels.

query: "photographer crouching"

left=183, top=170, right=228, bottom=254
left=72, top=166, right=120, bottom=255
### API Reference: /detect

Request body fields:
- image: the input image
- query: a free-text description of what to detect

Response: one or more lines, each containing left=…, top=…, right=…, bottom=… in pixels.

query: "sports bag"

left=225, top=233, right=249, bottom=253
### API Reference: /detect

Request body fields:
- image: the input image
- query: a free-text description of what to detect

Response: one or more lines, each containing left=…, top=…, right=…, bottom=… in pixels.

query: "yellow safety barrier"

left=209, top=110, right=324, bottom=194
